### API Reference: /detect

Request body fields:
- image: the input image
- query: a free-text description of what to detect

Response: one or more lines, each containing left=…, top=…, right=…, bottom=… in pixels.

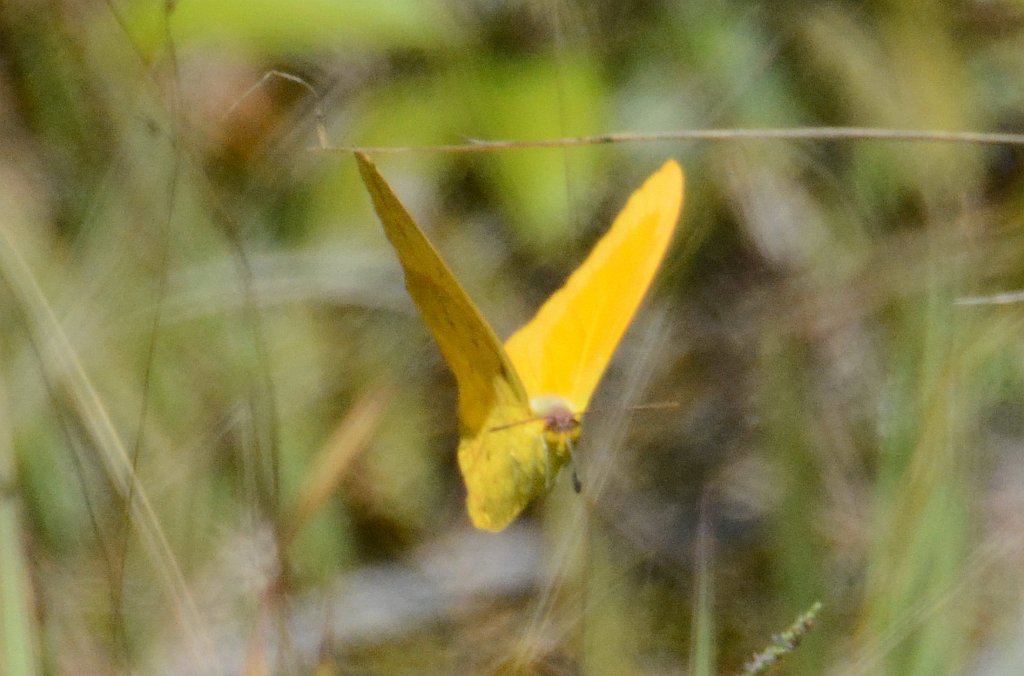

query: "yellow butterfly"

left=357, top=154, right=684, bottom=531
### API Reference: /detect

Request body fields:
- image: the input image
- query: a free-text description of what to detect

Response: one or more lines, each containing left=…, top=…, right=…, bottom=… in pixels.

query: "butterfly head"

left=530, top=395, right=582, bottom=449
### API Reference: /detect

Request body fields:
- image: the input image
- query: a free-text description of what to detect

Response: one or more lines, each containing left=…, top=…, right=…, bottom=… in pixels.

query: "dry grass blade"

left=0, top=224, right=216, bottom=673
left=0, top=366, right=40, bottom=676
left=285, top=383, right=394, bottom=545
left=329, top=127, right=1024, bottom=155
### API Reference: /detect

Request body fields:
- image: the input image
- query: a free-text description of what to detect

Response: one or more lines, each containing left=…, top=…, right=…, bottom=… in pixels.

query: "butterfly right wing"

left=357, top=154, right=558, bottom=530
left=504, top=160, right=684, bottom=410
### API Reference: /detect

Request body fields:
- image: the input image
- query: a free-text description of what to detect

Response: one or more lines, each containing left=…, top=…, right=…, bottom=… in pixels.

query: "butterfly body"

left=357, top=154, right=684, bottom=531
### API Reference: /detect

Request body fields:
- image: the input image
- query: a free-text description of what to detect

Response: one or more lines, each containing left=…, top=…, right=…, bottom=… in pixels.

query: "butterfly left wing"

left=458, top=412, right=569, bottom=531
left=356, top=153, right=527, bottom=434
left=356, top=153, right=565, bottom=531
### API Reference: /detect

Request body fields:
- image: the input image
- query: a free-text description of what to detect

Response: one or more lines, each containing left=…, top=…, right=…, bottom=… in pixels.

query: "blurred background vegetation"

left=4, top=0, right=1024, bottom=674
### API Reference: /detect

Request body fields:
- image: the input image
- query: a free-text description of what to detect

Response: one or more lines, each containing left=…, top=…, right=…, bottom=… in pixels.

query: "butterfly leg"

left=541, top=437, right=555, bottom=489
left=565, top=436, right=582, bottom=493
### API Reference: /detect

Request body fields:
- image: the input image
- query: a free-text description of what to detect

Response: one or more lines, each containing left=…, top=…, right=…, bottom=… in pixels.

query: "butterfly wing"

left=458, top=416, right=568, bottom=531
left=357, top=154, right=527, bottom=433
left=356, top=153, right=565, bottom=531
left=504, top=160, right=684, bottom=410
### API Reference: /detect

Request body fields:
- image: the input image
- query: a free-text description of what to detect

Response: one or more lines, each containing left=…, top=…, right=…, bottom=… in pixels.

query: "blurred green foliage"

left=4, top=0, right=1024, bottom=674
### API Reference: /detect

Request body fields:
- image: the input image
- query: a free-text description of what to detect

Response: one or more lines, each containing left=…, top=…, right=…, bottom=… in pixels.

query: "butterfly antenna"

left=489, top=403, right=680, bottom=434
left=577, top=400, right=680, bottom=420
left=489, top=414, right=547, bottom=433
